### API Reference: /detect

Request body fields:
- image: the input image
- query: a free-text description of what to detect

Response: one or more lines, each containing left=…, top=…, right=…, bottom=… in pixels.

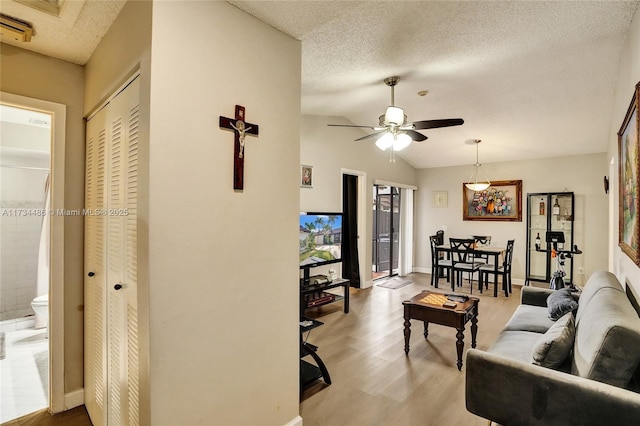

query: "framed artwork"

left=300, top=164, right=313, bottom=188
left=463, top=180, right=522, bottom=221
left=618, top=82, right=640, bottom=266
left=433, top=191, right=448, bottom=208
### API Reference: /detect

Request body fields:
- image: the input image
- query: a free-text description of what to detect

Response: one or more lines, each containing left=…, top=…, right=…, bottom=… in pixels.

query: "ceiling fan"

left=328, top=76, right=464, bottom=152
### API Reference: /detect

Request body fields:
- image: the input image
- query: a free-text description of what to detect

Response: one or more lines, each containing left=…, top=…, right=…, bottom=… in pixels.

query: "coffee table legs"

left=403, top=317, right=411, bottom=355
left=471, top=315, right=478, bottom=349
left=404, top=319, right=470, bottom=371
left=455, top=328, right=465, bottom=371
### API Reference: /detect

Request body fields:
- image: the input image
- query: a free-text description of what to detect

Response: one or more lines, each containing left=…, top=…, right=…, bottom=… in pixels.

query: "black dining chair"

left=471, top=235, right=491, bottom=261
left=449, top=238, right=484, bottom=293
left=429, top=235, right=452, bottom=288
left=480, top=239, right=515, bottom=297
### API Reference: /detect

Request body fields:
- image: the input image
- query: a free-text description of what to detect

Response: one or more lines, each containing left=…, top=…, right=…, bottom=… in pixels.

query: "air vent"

left=0, top=14, right=34, bottom=42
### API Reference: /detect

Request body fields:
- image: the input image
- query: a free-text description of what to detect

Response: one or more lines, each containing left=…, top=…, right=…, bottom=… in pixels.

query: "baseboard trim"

left=284, top=415, right=303, bottom=426
left=64, top=388, right=84, bottom=411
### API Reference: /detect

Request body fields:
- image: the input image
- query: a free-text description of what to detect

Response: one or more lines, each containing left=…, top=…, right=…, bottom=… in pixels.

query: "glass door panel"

left=372, top=185, right=401, bottom=279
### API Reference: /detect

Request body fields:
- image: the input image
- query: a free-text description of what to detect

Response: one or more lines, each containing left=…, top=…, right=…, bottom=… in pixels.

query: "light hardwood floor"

left=300, top=272, right=520, bottom=426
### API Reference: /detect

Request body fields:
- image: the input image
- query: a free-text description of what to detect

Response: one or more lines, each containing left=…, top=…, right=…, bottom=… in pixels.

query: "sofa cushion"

left=531, top=312, right=575, bottom=368
left=488, top=330, right=543, bottom=363
left=547, top=288, right=578, bottom=321
left=503, top=304, right=555, bottom=333
left=575, top=270, right=624, bottom=327
left=572, top=286, right=640, bottom=387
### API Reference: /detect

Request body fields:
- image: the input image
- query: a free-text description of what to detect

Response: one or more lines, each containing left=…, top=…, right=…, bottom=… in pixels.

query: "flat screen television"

left=299, top=212, right=343, bottom=282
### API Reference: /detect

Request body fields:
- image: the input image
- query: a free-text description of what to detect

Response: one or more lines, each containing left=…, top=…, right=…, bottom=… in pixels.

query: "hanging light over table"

left=465, top=139, right=491, bottom=191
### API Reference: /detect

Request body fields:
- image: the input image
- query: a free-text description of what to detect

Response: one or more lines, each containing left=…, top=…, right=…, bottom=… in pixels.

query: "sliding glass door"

left=372, top=184, right=401, bottom=280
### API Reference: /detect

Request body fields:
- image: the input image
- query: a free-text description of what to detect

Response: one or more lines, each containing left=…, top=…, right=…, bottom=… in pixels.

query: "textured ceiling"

left=2, top=1, right=638, bottom=169
left=0, top=0, right=126, bottom=65
left=230, top=0, right=639, bottom=168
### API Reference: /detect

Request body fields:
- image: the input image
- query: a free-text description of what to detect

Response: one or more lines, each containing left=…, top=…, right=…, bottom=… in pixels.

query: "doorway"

left=0, top=92, right=66, bottom=418
left=0, top=104, right=50, bottom=422
left=372, top=184, right=401, bottom=280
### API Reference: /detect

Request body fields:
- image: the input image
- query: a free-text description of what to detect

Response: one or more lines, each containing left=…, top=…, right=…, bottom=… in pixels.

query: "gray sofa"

left=466, top=270, right=640, bottom=425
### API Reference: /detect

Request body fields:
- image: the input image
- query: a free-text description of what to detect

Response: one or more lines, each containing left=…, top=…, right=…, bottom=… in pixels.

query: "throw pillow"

left=547, top=287, right=578, bottom=321
left=531, top=312, right=575, bottom=368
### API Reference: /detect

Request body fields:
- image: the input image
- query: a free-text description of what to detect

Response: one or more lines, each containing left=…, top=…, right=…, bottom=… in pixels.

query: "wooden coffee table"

left=403, top=291, right=479, bottom=370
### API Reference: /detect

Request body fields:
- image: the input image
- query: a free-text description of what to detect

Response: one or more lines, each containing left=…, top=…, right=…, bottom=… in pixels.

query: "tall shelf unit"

left=525, top=192, right=575, bottom=286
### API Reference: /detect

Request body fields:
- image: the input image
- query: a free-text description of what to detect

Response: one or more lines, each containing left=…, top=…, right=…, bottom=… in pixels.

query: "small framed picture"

left=433, top=191, right=448, bottom=208
left=301, top=165, right=313, bottom=188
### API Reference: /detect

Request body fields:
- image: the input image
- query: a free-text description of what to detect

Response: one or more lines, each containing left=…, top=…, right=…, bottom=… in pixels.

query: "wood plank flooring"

left=3, top=272, right=517, bottom=426
left=300, top=272, right=520, bottom=426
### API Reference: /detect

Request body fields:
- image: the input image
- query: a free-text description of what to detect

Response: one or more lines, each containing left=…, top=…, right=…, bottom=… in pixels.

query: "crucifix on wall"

left=219, top=105, right=260, bottom=190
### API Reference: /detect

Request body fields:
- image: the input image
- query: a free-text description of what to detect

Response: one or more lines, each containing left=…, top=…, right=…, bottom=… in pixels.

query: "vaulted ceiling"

left=2, top=0, right=638, bottom=168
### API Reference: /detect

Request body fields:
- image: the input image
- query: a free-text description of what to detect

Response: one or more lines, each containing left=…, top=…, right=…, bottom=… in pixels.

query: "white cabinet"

left=84, top=77, right=140, bottom=426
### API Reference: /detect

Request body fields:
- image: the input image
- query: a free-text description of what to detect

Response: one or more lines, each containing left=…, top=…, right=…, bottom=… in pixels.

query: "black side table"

left=300, top=317, right=331, bottom=394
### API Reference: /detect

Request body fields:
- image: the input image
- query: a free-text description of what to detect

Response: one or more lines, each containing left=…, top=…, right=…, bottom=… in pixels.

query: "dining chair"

left=429, top=235, right=452, bottom=288
left=470, top=235, right=492, bottom=283
left=449, top=238, right=484, bottom=293
left=479, top=239, right=515, bottom=297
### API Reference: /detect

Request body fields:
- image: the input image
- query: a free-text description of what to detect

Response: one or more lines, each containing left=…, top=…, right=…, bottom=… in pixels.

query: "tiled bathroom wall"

left=0, top=163, right=49, bottom=321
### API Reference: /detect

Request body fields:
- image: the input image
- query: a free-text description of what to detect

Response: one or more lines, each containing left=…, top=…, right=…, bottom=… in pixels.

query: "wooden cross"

left=219, top=105, right=260, bottom=190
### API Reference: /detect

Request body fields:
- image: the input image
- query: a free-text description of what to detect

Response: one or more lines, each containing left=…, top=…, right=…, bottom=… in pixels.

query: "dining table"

left=434, top=243, right=506, bottom=293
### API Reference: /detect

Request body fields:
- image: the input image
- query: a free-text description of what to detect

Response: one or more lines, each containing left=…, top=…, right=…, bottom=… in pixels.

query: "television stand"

left=300, top=278, right=350, bottom=316
left=300, top=317, right=331, bottom=394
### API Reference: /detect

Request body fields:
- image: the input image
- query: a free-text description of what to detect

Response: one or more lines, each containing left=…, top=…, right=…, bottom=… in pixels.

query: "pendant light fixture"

left=465, top=139, right=491, bottom=191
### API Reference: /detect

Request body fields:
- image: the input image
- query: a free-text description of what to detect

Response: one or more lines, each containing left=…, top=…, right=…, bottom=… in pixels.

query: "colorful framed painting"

left=463, top=180, right=522, bottom=221
left=300, top=164, right=313, bottom=188
left=618, top=82, right=640, bottom=266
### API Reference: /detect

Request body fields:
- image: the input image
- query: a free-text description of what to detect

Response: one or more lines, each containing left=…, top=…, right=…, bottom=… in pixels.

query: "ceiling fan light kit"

left=375, top=132, right=412, bottom=151
left=327, top=75, right=464, bottom=157
left=382, top=106, right=405, bottom=126
left=465, top=139, right=491, bottom=191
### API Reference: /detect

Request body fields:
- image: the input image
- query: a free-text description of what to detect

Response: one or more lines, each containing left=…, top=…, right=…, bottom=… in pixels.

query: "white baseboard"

left=413, top=267, right=429, bottom=274
left=284, top=415, right=303, bottom=426
left=360, top=279, right=373, bottom=289
left=64, top=388, right=84, bottom=410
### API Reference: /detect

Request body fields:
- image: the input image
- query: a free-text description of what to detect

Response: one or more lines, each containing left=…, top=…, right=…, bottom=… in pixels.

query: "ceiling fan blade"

left=328, top=124, right=377, bottom=129
left=355, top=131, right=386, bottom=141
left=405, top=130, right=428, bottom=142
left=410, top=118, right=464, bottom=130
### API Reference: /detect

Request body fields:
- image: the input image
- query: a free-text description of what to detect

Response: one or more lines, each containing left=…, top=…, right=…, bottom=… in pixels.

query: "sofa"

left=465, top=270, right=640, bottom=425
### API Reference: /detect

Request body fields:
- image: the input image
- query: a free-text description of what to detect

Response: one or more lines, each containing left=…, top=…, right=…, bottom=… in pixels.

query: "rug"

left=376, top=277, right=413, bottom=289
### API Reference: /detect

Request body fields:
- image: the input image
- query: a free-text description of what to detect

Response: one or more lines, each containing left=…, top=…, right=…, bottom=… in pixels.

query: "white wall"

left=300, top=115, right=417, bottom=286
left=609, top=4, right=640, bottom=297
left=1, top=42, right=85, bottom=396
left=415, top=153, right=609, bottom=286
left=148, top=2, right=301, bottom=425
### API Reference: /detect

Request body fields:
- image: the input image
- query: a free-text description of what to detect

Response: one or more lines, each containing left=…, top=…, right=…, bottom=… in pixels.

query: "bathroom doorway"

left=0, top=94, right=66, bottom=422
left=0, top=103, right=51, bottom=422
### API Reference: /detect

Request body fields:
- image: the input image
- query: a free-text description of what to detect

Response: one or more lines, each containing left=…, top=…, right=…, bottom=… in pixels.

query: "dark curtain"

left=342, top=174, right=361, bottom=288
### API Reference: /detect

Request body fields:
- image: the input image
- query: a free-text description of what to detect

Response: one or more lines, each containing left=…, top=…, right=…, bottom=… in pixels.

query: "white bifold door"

left=84, top=76, right=140, bottom=426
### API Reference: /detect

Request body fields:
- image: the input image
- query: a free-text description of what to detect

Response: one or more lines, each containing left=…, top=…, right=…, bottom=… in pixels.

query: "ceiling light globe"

left=375, top=133, right=394, bottom=150
left=392, top=133, right=412, bottom=151
left=384, top=106, right=405, bottom=126
left=465, top=182, right=491, bottom=191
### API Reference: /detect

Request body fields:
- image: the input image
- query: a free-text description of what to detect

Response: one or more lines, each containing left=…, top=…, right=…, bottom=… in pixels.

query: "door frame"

left=372, top=183, right=401, bottom=279
left=1, top=92, right=66, bottom=413
left=341, top=169, right=368, bottom=288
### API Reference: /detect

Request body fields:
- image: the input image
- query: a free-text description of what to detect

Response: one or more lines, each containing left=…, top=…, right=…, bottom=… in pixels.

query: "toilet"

left=31, top=294, right=49, bottom=338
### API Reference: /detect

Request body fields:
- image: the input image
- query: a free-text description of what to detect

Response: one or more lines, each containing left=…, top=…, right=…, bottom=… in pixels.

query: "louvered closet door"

left=106, top=76, right=140, bottom=426
left=85, top=107, right=108, bottom=426
left=85, top=76, right=140, bottom=426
